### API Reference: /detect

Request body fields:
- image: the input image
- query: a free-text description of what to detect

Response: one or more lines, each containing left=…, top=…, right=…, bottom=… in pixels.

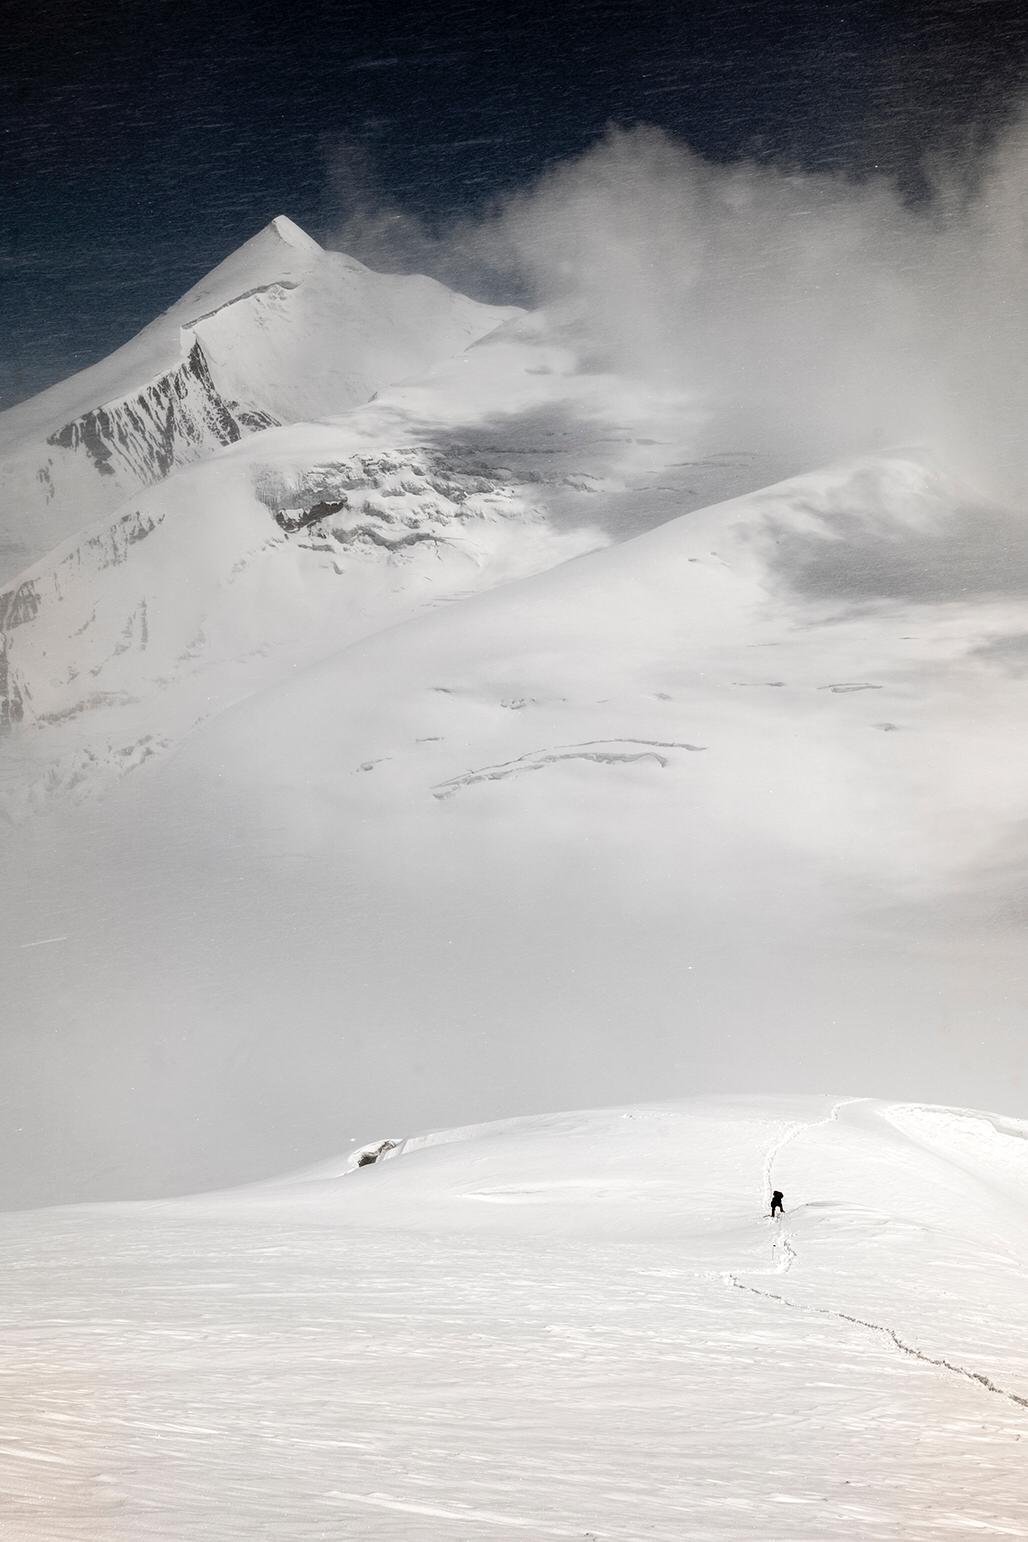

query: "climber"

left=770, top=1189, right=784, bottom=1219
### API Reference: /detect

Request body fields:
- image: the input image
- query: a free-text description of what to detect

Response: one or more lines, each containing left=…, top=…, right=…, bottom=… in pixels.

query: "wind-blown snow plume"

left=330, top=116, right=1028, bottom=501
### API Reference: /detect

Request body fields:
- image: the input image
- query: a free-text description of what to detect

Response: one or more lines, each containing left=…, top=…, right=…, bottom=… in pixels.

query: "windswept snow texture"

left=2, top=1097, right=1027, bottom=1540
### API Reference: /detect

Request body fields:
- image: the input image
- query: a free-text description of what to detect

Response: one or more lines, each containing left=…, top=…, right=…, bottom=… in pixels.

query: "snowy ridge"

left=261, top=1095, right=1028, bottom=1237
left=339, top=1095, right=1028, bottom=1412
left=0, top=432, right=598, bottom=809
left=43, top=336, right=276, bottom=486
left=0, top=216, right=320, bottom=453
left=0, top=218, right=517, bottom=577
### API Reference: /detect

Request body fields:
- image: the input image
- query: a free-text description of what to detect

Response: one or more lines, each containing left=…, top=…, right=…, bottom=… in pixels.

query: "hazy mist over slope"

left=331, top=116, right=1028, bottom=501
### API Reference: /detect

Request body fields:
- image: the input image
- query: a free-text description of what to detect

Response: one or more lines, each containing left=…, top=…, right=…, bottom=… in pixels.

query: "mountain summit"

left=0, top=219, right=517, bottom=577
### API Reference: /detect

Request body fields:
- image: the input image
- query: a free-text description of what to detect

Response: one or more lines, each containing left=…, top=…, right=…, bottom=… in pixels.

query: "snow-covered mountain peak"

left=168, top=215, right=325, bottom=329
left=0, top=220, right=518, bottom=577
left=269, top=212, right=322, bottom=250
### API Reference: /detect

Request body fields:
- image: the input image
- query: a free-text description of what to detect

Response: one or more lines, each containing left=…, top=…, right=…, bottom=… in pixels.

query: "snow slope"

left=2, top=447, right=1028, bottom=1208
left=0, top=424, right=598, bottom=759
left=2, top=1096, right=1027, bottom=1540
left=0, top=258, right=793, bottom=761
left=0, top=217, right=517, bottom=577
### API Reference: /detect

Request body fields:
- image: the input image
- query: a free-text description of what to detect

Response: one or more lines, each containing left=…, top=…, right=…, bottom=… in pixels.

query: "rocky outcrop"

left=274, top=498, right=349, bottom=534
left=257, top=447, right=515, bottom=553
left=0, top=636, right=24, bottom=729
left=46, top=339, right=278, bottom=491
left=354, top=1139, right=401, bottom=1169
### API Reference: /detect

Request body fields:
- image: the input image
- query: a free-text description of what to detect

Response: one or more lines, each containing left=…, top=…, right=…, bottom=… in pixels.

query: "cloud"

left=327, top=116, right=1028, bottom=503
left=324, top=138, right=514, bottom=303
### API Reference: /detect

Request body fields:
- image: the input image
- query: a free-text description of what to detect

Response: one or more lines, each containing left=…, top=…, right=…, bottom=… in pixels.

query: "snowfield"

left=2, top=1096, right=1027, bottom=1540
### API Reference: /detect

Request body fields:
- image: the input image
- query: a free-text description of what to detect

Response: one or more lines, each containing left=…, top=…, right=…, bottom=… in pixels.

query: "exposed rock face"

left=46, top=340, right=277, bottom=489
left=0, top=218, right=519, bottom=583
left=354, top=1139, right=401, bottom=1168
left=0, top=637, right=24, bottom=729
left=0, top=580, right=41, bottom=631
left=273, top=498, right=349, bottom=534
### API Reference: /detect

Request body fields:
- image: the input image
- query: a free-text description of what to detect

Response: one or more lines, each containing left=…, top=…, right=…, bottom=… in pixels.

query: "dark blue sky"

left=3, top=0, right=1026, bottom=407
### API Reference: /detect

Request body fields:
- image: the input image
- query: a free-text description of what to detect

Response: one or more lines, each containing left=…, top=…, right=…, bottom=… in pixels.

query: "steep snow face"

left=0, top=302, right=794, bottom=796
left=2, top=1097, right=1027, bottom=1540
left=0, top=219, right=517, bottom=578
left=0, top=217, right=322, bottom=451
left=2, top=449, right=1028, bottom=1208
left=0, top=428, right=598, bottom=790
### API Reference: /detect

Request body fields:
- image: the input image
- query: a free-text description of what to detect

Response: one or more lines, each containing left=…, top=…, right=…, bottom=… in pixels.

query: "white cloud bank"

left=331, top=117, right=1028, bottom=502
